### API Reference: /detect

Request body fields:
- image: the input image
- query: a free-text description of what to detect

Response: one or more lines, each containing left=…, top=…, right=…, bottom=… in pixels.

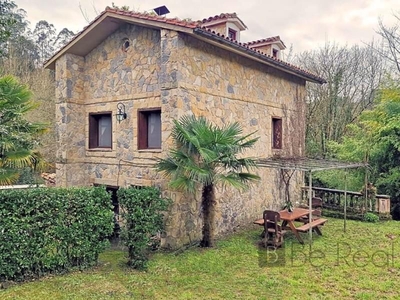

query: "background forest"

left=1, top=1, right=400, bottom=215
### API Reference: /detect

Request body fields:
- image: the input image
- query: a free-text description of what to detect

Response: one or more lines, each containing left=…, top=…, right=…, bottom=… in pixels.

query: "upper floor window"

left=272, top=48, right=279, bottom=58
left=138, top=109, right=161, bottom=149
left=89, top=113, right=112, bottom=149
left=272, top=117, right=282, bottom=149
left=228, top=28, right=237, bottom=40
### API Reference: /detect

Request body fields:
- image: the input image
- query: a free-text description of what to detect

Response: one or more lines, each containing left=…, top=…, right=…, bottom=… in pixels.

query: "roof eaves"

left=44, top=8, right=197, bottom=69
left=192, top=28, right=326, bottom=84
left=200, top=13, right=248, bottom=30
left=43, top=9, right=109, bottom=69
left=244, top=36, right=287, bottom=49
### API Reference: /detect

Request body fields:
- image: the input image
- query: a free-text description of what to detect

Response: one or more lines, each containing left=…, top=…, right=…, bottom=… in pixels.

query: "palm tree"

left=0, top=75, right=47, bottom=185
left=156, top=115, right=260, bottom=247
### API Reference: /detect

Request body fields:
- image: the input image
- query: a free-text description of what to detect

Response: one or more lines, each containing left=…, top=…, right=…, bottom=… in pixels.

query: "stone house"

left=44, top=7, right=325, bottom=248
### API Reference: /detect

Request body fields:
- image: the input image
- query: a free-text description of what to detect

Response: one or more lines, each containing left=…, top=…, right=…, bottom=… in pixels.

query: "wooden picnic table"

left=254, top=207, right=327, bottom=244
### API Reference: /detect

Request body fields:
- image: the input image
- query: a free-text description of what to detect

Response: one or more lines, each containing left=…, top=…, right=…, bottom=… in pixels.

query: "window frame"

left=137, top=108, right=162, bottom=150
left=272, top=117, right=283, bottom=149
left=88, top=112, right=113, bottom=149
left=272, top=48, right=279, bottom=58
left=228, top=28, right=237, bottom=40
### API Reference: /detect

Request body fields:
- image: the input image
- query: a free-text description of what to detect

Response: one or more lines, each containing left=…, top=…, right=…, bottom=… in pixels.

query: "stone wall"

left=54, top=23, right=307, bottom=249
left=157, top=33, right=307, bottom=244
left=55, top=24, right=163, bottom=188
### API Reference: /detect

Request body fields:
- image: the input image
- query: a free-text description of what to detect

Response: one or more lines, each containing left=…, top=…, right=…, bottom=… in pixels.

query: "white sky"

left=14, top=0, right=400, bottom=54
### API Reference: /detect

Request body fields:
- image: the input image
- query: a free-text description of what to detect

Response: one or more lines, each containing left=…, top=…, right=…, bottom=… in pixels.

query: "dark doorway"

left=105, top=186, right=120, bottom=239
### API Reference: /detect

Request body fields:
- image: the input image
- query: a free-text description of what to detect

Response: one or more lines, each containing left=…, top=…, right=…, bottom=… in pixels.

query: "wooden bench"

left=253, top=219, right=280, bottom=228
left=253, top=219, right=264, bottom=226
left=296, top=218, right=327, bottom=235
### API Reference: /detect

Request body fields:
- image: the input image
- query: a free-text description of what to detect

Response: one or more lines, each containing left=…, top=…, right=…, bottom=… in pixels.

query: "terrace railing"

left=301, top=186, right=391, bottom=215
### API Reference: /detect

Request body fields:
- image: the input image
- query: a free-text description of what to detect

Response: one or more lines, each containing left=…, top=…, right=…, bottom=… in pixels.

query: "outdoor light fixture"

left=116, top=102, right=127, bottom=123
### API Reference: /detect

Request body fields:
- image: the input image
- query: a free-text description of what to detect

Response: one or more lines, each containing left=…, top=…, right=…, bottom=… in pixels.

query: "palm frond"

left=169, top=176, right=197, bottom=193
left=3, top=149, right=34, bottom=169
left=0, top=168, right=20, bottom=186
left=235, top=131, right=260, bottom=149
left=156, top=157, right=180, bottom=177
left=216, top=173, right=247, bottom=190
left=217, top=172, right=260, bottom=190
left=158, top=115, right=259, bottom=193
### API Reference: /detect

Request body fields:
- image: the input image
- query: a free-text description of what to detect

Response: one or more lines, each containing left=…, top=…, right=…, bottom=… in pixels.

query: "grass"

left=2, top=218, right=400, bottom=299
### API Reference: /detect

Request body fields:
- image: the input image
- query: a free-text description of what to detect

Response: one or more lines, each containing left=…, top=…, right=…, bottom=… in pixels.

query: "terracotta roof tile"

left=44, top=7, right=325, bottom=83
left=194, top=27, right=325, bottom=83
left=244, top=36, right=284, bottom=46
left=199, top=12, right=248, bottom=30
left=104, top=7, right=199, bottom=28
left=200, top=13, right=239, bottom=24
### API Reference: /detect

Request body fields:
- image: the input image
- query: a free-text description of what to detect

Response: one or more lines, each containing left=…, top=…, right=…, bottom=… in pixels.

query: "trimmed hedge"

left=118, top=187, right=170, bottom=269
left=0, top=186, right=114, bottom=282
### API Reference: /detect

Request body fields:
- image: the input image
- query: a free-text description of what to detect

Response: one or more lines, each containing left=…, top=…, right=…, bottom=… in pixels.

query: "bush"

left=118, top=187, right=170, bottom=269
left=15, top=168, right=44, bottom=185
left=363, top=212, right=379, bottom=223
left=391, top=202, right=400, bottom=220
left=0, top=186, right=114, bottom=282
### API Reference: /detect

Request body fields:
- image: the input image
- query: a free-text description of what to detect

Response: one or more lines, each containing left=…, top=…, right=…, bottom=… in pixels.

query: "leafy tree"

left=156, top=115, right=259, bottom=247
left=32, top=20, right=56, bottom=63
left=325, top=85, right=400, bottom=215
left=0, top=0, right=17, bottom=56
left=53, top=28, right=75, bottom=52
left=0, top=75, right=47, bottom=184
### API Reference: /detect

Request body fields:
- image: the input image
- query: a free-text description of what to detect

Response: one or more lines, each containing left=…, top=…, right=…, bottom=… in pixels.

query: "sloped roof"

left=244, top=36, right=286, bottom=49
left=44, top=7, right=325, bottom=84
left=200, top=12, right=248, bottom=30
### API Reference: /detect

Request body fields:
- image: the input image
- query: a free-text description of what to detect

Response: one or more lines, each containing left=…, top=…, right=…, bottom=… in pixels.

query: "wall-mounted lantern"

left=116, top=102, right=127, bottom=123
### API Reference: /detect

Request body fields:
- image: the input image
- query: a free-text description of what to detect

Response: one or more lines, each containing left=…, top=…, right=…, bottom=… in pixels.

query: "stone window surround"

left=272, top=116, right=283, bottom=150
left=137, top=107, right=162, bottom=150
left=86, top=107, right=117, bottom=157
left=88, top=112, right=113, bottom=149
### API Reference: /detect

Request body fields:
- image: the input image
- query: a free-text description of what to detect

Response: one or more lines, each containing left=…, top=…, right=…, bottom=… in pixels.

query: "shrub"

left=15, top=168, right=44, bottom=185
left=391, top=202, right=400, bottom=220
left=363, top=212, right=379, bottom=223
left=0, top=186, right=114, bottom=282
left=118, top=187, right=170, bottom=269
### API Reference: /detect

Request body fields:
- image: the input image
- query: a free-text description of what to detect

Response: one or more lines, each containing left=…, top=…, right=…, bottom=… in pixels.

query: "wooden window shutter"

left=89, top=114, right=98, bottom=148
left=138, top=111, right=148, bottom=149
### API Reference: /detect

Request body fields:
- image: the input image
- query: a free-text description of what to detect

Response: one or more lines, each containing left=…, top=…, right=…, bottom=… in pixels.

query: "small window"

left=272, top=48, right=279, bottom=58
left=138, top=109, right=161, bottom=149
left=89, top=113, right=112, bottom=149
left=228, top=28, right=237, bottom=40
left=122, top=38, right=130, bottom=52
left=272, top=117, right=282, bottom=149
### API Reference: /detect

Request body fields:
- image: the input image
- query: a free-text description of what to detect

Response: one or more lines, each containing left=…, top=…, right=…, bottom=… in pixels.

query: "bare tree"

left=295, top=42, right=386, bottom=157
left=377, top=13, right=400, bottom=74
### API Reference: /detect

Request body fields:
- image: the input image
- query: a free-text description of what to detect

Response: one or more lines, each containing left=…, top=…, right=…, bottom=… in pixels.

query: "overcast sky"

left=14, top=0, right=399, bottom=54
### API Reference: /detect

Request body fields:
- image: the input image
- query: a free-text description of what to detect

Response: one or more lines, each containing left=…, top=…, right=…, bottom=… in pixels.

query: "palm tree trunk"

left=200, top=184, right=216, bottom=247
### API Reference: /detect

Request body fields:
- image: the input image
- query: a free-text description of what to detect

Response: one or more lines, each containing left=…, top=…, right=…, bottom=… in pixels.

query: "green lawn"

left=2, top=218, right=400, bottom=299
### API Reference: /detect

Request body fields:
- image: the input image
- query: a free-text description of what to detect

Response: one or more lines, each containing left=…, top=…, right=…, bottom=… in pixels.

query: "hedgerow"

left=0, top=186, right=114, bottom=282
left=118, top=187, right=170, bottom=269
